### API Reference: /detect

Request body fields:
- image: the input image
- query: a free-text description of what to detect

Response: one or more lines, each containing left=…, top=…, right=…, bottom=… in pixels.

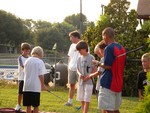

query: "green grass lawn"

left=0, top=80, right=139, bottom=113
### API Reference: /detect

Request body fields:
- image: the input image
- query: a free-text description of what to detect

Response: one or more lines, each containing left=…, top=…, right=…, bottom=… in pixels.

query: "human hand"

left=83, top=74, right=91, bottom=81
left=41, top=85, right=47, bottom=91
left=92, top=60, right=99, bottom=66
left=79, top=74, right=84, bottom=80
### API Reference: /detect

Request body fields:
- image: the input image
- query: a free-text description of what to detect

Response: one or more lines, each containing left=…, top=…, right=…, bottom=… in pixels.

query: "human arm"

left=38, top=60, right=47, bottom=91
left=83, top=58, right=98, bottom=81
left=83, top=71, right=101, bottom=81
left=92, top=60, right=111, bottom=70
left=77, top=69, right=84, bottom=79
left=68, top=57, right=71, bottom=64
left=18, top=56, right=25, bottom=69
left=137, top=71, right=145, bottom=100
left=68, top=44, right=74, bottom=64
left=39, top=75, right=46, bottom=91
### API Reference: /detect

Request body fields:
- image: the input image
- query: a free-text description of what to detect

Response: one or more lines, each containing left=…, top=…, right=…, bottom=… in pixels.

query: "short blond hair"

left=94, top=40, right=107, bottom=53
left=31, top=46, right=44, bottom=57
left=141, top=53, right=150, bottom=61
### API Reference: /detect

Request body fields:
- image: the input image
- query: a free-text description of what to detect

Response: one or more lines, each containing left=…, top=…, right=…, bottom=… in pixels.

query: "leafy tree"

left=21, top=19, right=36, bottom=44
left=53, top=22, right=75, bottom=53
left=64, top=13, right=88, bottom=33
left=0, top=10, right=31, bottom=50
left=83, top=15, right=111, bottom=55
left=34, top=21, right=75, bottom=53
left=139, top=20, right=150, bottom=51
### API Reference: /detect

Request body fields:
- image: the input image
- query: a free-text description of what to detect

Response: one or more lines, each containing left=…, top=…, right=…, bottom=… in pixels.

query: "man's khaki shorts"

left=68, top=69, right=78, bottom=84
left=98, top=87, right=122, bottom=111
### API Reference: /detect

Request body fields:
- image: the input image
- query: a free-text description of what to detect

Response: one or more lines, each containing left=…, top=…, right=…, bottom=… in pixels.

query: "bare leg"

left=69, top=84, right=75, bottom=99
left=33, top=106, right=39, bottom=113
left=81, top=101, right=85, bottom=113
left=26, top=106, right=32, bottom=113
left=84, top=102, right=89, bottom=113
left=101, top=110, right=106, bottom=113
left=18, top=94, right=22, bottom=105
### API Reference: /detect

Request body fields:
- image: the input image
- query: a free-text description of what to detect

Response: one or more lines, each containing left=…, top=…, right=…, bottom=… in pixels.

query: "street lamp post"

left=101, top=4, right=105, bottom=15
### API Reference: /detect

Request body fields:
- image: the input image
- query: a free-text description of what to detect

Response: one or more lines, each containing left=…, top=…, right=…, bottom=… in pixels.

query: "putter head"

left=47, top=89, right=50, bottom=92
left=76, top=106, right=81, bottom=110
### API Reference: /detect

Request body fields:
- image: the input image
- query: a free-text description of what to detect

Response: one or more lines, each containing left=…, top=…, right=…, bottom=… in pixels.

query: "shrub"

left=136, top=72, right=150, bottom=113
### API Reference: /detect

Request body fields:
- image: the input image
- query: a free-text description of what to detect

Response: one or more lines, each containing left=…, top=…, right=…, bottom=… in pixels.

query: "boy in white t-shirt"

left=76, top=40, right=97, bottom=113
left=23, top=46, right=47, bottom=113
left=15, top=42, right=31, bottom=111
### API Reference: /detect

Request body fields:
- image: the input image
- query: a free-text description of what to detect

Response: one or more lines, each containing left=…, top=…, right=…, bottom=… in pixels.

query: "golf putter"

left=47, top=90, right=81, bottom=111
left=117, top=46, right=143, bottom=58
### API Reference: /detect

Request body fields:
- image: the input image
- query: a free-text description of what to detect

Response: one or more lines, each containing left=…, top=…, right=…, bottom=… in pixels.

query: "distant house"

left=137, top=0, right=150, bottom=21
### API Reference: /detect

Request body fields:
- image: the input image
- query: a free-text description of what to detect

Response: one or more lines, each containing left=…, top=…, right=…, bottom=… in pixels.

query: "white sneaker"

left=64, top=102, right=73, bottom=106
left=15, top=104, right=21, bottom=111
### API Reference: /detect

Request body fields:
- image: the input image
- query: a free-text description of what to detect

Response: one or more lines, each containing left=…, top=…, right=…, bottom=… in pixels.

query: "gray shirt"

left=77, top=53, right=95, bottom=85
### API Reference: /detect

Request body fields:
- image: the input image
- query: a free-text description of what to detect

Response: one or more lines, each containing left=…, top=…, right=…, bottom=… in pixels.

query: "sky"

left=0, top=0, right=139, bottom=23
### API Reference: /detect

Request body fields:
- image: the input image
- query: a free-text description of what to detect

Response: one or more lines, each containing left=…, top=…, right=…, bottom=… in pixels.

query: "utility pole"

left=80, top=0, right=82, bottom=34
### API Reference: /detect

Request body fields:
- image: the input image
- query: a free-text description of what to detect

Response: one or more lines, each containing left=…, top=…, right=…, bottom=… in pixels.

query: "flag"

left=52, top=43, right=57, bottom=50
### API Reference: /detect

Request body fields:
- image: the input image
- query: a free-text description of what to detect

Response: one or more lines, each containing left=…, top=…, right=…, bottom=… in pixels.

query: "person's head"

left=21, top=42, right=31, bottom=56
left=141, top=53, right=150, bottom=72
left=102, top=27, right=115, bottom=44
left=76, top=40, right=88, bottom=56
left=94, top=40, right=107, bottom=58
left=31, top=46, right=44, bottom=59
left=69, top=30, right=81, bottom=44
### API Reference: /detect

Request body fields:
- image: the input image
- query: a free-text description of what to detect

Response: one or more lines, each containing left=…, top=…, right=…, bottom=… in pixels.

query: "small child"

left=23, top=46, right=47, bottom=113
left=137, top=53, right=150, bottom=100
left=84, top=40, right=107, bottom=94
left=15, top=42, right=31, bottom=111
left=76, top=40, right=97, bottom=113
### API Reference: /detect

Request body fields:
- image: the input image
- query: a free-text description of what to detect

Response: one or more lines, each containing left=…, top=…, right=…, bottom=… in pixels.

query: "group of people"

left=65, top=27, right=126, bottom=113
left=65, top=27, right=150, bottom=113
left=14, top=27, right=150, bottom=113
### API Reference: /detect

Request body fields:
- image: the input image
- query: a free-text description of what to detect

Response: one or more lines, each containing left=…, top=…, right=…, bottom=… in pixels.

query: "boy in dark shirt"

left=137, top=53, right=150, bottom=100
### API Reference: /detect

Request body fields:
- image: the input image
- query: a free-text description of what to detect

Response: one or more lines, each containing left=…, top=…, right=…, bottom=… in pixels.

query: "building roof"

left=137, top=0, right=150, bottom=20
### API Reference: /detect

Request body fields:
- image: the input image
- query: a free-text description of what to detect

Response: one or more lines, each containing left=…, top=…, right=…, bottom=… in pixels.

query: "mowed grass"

left=0, top=81, right=139, bottom=113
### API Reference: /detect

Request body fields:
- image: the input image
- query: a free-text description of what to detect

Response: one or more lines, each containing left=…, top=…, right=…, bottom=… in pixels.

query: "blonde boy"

left=137, top=53, right=150, bottom=99
left=23, top=46, right=47, bottom=113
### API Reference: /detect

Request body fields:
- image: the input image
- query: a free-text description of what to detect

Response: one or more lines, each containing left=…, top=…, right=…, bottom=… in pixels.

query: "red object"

left=0, top=108, right=26, bottom=113
left=0, top=108, right=16, bottom=113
